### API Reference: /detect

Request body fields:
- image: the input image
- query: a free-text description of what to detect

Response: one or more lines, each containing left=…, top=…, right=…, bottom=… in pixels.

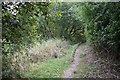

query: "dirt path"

left=63, top=43, right=120, bottom=78
left=63, top=44, right=81, bottom=78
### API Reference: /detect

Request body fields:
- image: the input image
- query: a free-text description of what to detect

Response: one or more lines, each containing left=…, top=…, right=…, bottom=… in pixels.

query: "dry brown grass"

left=10, top=39, right=70, bottom=73
left=27, top=39, right=69, bottom=62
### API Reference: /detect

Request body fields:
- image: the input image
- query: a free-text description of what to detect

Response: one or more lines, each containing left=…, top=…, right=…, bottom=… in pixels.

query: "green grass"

left=21, top=45, right=76, bottom=78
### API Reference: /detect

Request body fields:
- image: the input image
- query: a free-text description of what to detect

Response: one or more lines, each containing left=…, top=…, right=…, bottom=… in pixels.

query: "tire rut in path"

left=63, top=44, right=81, bottom=78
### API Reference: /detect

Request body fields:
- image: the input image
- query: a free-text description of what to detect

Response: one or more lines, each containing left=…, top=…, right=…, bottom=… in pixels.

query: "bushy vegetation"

left=75, top=3, right=120, bottom=59
left=2, top=2, right=120, bottom=78
left=2, top=2, right=85, bottom=78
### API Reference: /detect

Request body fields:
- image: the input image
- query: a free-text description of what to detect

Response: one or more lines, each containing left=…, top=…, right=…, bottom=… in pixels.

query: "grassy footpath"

left=21, top=44, right=77, bottom=78
left=72, top=44, right=95, bottom=78
left=73, top=44, right=101, bottom=78
left=73, top=57, right=96, bottom=78
left=73, top=44, right=120, bottom=78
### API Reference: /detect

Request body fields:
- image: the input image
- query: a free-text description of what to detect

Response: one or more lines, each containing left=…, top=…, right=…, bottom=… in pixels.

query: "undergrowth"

left=20, top=40, right=77, bottom=78
left=21, top=45, right=75, bottom=78
left=5, top=39, right=76, bottom=78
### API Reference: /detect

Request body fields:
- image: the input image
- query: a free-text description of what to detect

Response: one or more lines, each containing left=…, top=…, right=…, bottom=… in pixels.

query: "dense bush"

left=2, top=2, right=51, bottom=77
left=53, top=3, right=86, bottom=43
left=77, top=3, right=120, bottom=58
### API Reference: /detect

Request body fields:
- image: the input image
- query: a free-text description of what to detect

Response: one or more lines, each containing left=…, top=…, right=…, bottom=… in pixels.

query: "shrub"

left=78, top=3, right=120, bottom=58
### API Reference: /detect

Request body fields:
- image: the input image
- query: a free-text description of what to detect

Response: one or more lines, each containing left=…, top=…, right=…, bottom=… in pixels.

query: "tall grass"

left=21, top=40, right=76, bottom=78
left=7, top=39, right=73, bottom=77
left=27, top=39, right=69, bottom=62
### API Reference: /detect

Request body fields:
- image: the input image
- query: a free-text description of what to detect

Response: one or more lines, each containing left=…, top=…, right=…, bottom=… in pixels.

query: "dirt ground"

left=63, top=43, right=120, bottom=78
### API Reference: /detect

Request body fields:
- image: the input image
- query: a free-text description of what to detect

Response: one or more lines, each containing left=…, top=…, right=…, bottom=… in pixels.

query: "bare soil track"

left=63, top=44, right=81, bottom=78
